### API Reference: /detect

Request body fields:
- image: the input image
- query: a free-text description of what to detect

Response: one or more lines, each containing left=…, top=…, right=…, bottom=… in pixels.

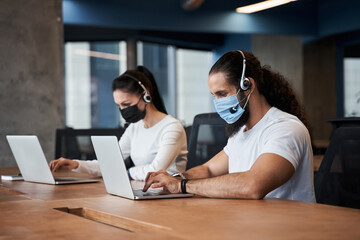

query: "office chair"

left=186, top=113, right=228, bottom=170
left=314, top=127, right=360, bottom=209
left=55, top=127, right=125, bottom=160
left=184, top=125, right=192, bottom=146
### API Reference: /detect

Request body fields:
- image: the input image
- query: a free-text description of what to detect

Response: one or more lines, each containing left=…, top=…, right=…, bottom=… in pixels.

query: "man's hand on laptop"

left=143, top=170, right=181, bottom=193
left=49, top=158, right=79, bottom=172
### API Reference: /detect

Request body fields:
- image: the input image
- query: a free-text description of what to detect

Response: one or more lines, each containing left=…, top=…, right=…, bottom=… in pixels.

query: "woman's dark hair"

left=112, top=66, right=167, bottom=114
left=209, top=50, right=310, bottom=130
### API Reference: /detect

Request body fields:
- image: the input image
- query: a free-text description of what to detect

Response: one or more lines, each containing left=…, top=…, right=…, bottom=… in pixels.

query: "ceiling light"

left=236, top=0, right=297, bottom=14
left=74, top=49, right=126, bottom=61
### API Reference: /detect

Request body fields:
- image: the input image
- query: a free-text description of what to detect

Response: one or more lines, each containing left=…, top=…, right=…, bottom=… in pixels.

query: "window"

left=176, top=49, right=213, bottom=126
left=137, top=41, right=214, bottom=126
left=65, top=41, right=127, bottom=128
left=65, top=40, right=214, bottom=129
left=137, top=42, right=174, bottom=116
left=344, top=58, right=360, bottom=117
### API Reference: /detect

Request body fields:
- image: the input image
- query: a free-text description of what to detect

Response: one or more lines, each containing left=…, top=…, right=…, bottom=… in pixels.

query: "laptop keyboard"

left=133, top=189, right=169, bottom=196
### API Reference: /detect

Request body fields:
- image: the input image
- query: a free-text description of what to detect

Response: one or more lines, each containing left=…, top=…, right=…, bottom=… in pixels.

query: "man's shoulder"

left=255, top=108, right=308, bottom=139
left=259, top=112, right=309, bottom=146
left=265, top=108, right=305, bottom=128
left=267, top=107, right=298, bottom=120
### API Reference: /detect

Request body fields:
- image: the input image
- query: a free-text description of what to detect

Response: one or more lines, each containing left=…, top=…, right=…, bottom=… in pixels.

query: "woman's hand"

left=49, top=157, right=79, bottom=172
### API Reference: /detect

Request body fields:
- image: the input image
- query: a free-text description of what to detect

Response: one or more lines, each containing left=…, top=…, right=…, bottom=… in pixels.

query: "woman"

left=49, top=66, right=188, bottom=181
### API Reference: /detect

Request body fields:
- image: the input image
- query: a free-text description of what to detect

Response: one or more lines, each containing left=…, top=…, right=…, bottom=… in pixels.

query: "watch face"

left=172, top=173, right=186, bottom=179
left=179, top=173, right=186, bottom=180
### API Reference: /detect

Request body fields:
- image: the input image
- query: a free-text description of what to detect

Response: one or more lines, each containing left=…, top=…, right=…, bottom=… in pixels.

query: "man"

left=143, top=50, right=315, bottom=202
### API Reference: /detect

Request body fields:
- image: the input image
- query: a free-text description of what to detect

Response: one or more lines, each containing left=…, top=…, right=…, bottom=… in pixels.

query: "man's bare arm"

left=183, top=150, right=228, bottom=179
left=186, top=153, right=295, bottom=199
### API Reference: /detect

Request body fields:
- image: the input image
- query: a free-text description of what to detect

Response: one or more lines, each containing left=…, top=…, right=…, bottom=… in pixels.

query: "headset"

left=238, top=50, right=251, bottom=91
left=122, top=74, right=152, bottom=103
left=229, top=50, right=251, bottom=114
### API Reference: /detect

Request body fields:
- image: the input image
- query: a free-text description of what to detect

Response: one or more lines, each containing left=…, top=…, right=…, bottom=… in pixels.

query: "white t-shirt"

left=224, top=107, right=315, bottom=202
left=74, top=115, right=188, bottom=181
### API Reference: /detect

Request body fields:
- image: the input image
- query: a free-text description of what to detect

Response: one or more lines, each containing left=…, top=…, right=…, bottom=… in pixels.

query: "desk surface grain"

left=0, top=168, right=360, bottom=240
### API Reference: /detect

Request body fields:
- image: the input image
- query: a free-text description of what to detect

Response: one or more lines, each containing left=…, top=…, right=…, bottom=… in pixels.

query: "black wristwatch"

left=181, top=179, right=189, bottom=194
left=173, top=173, right=189, bottom=193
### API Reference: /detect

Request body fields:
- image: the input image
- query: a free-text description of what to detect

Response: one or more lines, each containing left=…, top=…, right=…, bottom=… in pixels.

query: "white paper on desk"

left=1, top=175, right=24, bottom=181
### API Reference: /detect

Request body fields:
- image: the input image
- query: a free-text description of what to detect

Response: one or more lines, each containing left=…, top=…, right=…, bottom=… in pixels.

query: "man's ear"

left=248, top=77, right=256, bottom=94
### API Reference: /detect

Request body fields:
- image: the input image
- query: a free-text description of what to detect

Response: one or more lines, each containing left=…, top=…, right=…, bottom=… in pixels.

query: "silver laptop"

left=91, top=136, right=194, bottom=200
left=6, top=135, right=99, bottom=185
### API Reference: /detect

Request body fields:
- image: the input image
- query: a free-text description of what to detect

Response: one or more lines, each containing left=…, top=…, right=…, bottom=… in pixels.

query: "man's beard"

left=225, top=104, right=250, bottom=138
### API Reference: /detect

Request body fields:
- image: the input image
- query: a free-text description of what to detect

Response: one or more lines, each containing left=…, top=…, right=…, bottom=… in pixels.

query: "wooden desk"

left=1, top=168, right=360, bottom=239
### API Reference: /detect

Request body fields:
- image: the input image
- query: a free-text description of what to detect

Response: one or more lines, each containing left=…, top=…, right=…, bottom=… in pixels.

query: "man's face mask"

left=213, top=89, right=251, bottom=124
left=120, top=98, right=146, bottom=123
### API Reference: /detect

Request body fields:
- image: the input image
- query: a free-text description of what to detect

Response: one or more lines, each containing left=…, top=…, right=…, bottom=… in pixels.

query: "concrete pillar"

left=126, top=38, right=137, bottom=70
left=0, top=0, right=64, bottom=167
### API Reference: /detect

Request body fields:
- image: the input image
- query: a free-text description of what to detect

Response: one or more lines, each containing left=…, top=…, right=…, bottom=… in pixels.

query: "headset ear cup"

left=143, top=93, right=152, bottom=103
left=241, top=78, right=250, bottom=91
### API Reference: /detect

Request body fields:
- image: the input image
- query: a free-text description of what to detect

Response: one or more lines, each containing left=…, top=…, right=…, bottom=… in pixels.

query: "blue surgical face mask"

left=213, top=90, right=251, bottom=124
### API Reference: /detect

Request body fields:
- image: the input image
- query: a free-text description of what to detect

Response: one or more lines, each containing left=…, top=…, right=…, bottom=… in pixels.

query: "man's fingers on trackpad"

left=143, top=179, right=159, bottom=192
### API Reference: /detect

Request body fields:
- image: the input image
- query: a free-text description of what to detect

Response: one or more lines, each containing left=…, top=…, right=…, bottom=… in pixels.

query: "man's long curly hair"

left=209, top=50, right=310, bottom=130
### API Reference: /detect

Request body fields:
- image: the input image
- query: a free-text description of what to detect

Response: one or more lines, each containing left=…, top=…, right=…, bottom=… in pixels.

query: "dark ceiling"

left=100, top=0, right=314, bottom=14
left=63, top=0, right=360, bottom=50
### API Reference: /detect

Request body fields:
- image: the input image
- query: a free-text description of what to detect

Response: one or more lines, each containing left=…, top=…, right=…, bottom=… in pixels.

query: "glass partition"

left=344, top=58, right=360, bottom=117
left=65, top=41, right=127, bottom=128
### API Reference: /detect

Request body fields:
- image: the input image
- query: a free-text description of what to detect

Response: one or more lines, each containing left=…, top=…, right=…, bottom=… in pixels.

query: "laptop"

left=6, top=135, right=99, bottom=185
left=91, top=136, right=194, bottom=200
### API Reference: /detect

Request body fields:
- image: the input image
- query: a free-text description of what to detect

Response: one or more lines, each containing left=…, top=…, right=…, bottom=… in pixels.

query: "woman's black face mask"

left=120, top=99, right=146, bottom=123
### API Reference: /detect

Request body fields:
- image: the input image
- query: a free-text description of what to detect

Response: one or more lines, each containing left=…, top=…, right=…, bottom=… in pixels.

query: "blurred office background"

left=1, top=0, right=360, bottom=167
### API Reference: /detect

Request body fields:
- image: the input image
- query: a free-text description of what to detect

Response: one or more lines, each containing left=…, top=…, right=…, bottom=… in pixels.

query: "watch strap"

left=181, top=179, right=189, bottom=194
